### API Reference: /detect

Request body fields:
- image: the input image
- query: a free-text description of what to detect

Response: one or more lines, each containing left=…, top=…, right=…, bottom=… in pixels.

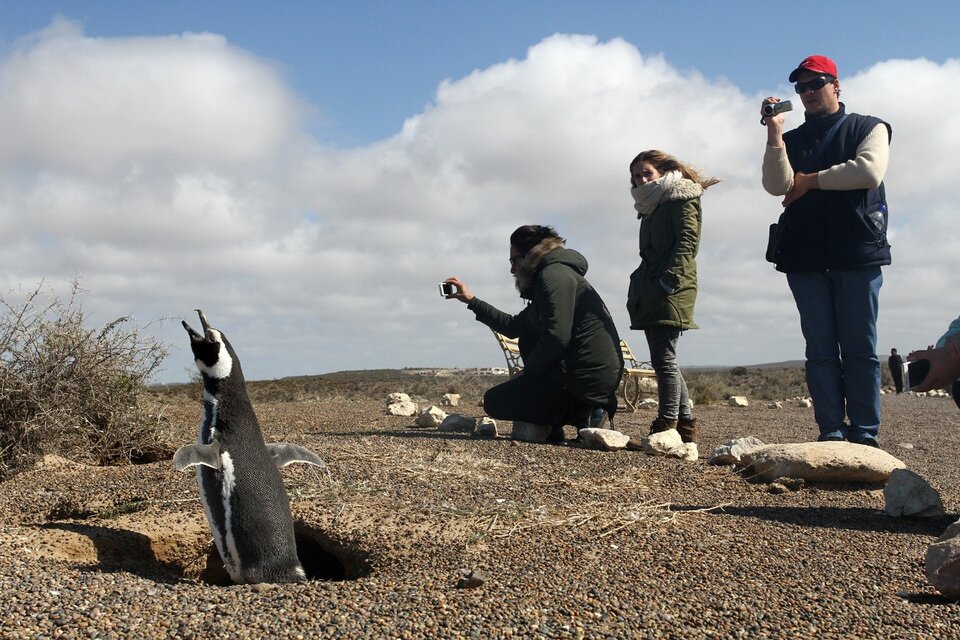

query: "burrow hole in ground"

left=199, top=521, right=372, bottom=586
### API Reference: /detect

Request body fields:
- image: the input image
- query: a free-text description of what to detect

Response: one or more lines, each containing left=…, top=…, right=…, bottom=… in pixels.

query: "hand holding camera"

left=439, top=277, right=473, bottom=303
left=760, top=99, right=792, bottom=126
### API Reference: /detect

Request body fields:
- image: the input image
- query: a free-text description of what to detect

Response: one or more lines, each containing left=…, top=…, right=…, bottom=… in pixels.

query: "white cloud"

left=1, top=23, right=958, bottom=381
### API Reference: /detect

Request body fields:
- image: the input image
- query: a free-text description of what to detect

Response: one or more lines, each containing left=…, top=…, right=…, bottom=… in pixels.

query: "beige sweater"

left=762, top=123, right=889, bottom=196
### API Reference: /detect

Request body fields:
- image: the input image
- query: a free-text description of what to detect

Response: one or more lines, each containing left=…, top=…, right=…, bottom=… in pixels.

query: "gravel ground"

left=1, top=392, right=959, bottom=639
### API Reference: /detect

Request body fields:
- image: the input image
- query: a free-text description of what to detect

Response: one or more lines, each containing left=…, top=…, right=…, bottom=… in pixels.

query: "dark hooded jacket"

left=467, top=239, right=623, bottom=412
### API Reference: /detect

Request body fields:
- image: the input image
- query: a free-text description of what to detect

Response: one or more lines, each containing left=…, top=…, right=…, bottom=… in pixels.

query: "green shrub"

left=0, top=281, right=171, bottom=480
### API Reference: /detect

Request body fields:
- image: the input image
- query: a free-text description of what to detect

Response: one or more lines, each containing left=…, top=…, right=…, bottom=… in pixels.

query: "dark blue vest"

left=774, top=104, right=892, bottom=272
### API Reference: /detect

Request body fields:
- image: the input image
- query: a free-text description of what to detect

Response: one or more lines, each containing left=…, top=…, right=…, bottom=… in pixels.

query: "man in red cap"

left=760, top=55, right=892, bottom=448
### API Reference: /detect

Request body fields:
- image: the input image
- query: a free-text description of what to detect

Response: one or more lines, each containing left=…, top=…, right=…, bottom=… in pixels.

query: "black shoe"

left=546, top=425, right=566, bottom=443
left=817, top=434, right=845, bottom=442
left=851, top=436, right=881, bottom=448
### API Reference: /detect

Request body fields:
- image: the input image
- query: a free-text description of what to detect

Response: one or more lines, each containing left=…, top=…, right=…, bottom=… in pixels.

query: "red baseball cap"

left=788, top=55, right=838, bottom=82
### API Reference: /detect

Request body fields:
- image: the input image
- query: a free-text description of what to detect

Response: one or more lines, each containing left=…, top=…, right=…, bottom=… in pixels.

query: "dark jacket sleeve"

left=522, top=264, right=578, bottom=375
left=467, top=297, right=523, bottom=337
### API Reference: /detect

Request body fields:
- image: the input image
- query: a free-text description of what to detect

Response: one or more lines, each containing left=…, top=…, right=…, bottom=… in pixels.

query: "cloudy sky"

left=2, top=1, right=958, bottom=383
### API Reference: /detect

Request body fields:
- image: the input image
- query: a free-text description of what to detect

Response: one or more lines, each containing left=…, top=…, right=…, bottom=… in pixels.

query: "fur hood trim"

left=515, top=236, right=566, bottom=298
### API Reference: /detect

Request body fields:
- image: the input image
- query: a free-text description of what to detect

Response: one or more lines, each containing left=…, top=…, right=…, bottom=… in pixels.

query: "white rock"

left=796, top=398, right=813, bottom=408
left=439, top=414, right=477, bottom=433
left=387, top=392, right=412, bottom=405
left=578, top=428, right=630, bottom=451
left=473, top=417, right=498, bottom=438
left=387, top=401, right=418, bottom=417
left=728, top=396, right=749, bottom=407
left=884, top=469, right=945, bottom=518
left=637, top=398, right=659, bottom=410
left=511, top=421, right=551, bottom=443
left=709, top=436, right=766, bottom=466
left=639, top=429, right=694, bottom=460
left=415, top=405, right=448, bottom=428
left=926, top=519, right=960, bottom=600
left=440, top=393, right=461, bottom=407
left=768, top=401, right=783, bottom=409
left=743, top=441, right=906, bottom=483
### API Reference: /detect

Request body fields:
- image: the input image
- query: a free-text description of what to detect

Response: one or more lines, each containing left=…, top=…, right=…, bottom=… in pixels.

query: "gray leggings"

left=644, top=326, right=692, bottom=421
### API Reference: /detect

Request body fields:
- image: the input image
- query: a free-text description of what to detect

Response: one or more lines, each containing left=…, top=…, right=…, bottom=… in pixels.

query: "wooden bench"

left=491, top=331, right=656, bottom=411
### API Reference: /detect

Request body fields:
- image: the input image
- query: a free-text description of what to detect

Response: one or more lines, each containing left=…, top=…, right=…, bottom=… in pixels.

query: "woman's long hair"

left=629, top=150, right=721, bottom=189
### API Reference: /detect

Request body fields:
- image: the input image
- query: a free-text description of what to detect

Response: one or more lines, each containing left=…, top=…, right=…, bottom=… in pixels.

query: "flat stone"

left=742, top=441, right=906, bottom=483
left=578, top=428, right=630, bottom=451
left=439, top=414, right=476, bottom=433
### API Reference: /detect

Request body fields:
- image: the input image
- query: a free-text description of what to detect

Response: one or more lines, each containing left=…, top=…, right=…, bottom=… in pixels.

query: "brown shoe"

left=648, top=417, right=678, bottom=436
left=677, top=417, right=698, bottom=443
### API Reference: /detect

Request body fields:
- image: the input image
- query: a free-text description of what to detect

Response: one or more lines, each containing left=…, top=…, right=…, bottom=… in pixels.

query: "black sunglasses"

left=794, top=75, right=835, bottom=94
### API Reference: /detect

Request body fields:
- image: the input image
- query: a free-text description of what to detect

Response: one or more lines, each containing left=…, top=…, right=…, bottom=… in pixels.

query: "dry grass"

left=0, top=281, right=173, bottom=480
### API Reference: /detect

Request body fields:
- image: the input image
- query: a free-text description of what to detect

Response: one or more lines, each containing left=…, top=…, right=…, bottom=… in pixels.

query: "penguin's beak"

left=182, top=320, right=204, bottom=343
left=196, top=309, right=211, bottom=332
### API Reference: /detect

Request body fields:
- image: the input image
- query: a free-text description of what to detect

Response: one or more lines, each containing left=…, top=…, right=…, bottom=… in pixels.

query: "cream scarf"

left=631, top=170, right=683, bottom=218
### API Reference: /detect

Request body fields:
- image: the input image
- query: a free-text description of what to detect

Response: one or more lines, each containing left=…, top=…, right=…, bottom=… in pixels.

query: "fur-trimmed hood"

left=514, top=237, right=586, bottom=298
left=631, top=171, right=704, bottom=218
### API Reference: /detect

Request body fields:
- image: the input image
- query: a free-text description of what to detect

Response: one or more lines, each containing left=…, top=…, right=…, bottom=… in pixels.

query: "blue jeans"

left=644, top=326, right=692, bottom=422
left=787, top=266, right=882, bottom=442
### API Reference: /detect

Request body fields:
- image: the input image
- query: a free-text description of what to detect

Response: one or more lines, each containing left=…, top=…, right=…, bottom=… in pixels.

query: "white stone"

left=415, top=405, right=447, bottom=428
left=926, top=519, right=960, bottom=600
left=440, top=393, right=461, bottom=407
left=742, top=441, right=906, bottom=483
left=728, top=396, right=749, bottom=407
left=708, top=436, right=766, bottom=466
left=639, top=429, right=694, bottom=460
left=439, top=414, right=477, bottom=433
left=387, top=401, right=418, bottom=417
left=768, top=401, right=783, bottom=409
left=387, top=392, right=412, bottom=405
left=473, top=417, right=498, bottom=438
left=578, top=428, right=630, bottom=451
left=796, top=398, right=813, bottom=408
left=511, top=421, right=551, bottom=443
left=884, top=469, right=945, bottom=518
left=637, top=398, right=659, bottom=410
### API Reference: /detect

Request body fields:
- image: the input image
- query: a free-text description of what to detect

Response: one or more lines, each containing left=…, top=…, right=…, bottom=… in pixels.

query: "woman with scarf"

left=444, top=225, right=623, bottom=443
left=627, top=150, right=719, bottom=444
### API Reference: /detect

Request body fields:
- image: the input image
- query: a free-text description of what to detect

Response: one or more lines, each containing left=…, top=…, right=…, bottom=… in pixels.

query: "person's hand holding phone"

left=440, top=277, right=473, bottom=304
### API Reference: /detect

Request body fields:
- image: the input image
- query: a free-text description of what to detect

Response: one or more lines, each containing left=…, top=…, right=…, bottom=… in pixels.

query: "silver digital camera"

left=438, top=282, right=456, bottom=297
left=762, top=100, right=793, bottom=117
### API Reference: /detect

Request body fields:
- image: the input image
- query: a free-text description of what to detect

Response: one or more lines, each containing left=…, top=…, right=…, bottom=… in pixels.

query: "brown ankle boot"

left=677, top=417, right=698, bottom=443
left=648, top=417, right=678, bottom=435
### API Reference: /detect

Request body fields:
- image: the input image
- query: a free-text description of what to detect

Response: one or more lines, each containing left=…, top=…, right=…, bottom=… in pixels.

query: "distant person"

left=761, top=54, right=892, bottom=447
left=907, top=314, right=960, bottom=406
left=888, top=348, right=904, bottom=394
left=443, top=225, right=623, bottom=442
left=626, top=150, right=719, bottom=444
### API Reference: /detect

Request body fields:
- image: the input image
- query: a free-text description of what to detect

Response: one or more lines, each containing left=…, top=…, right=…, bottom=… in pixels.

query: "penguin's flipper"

left=266, top=443, right=327, bottom=469
left=173, top=443, right=222, bottom=471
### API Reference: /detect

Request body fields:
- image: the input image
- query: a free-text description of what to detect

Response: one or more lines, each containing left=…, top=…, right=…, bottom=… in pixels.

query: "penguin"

left=173, top=310, right=326, bottom=584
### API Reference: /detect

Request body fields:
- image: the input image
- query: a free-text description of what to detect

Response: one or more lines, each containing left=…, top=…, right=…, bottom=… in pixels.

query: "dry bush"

left=0, top=281, right=172, bottom=480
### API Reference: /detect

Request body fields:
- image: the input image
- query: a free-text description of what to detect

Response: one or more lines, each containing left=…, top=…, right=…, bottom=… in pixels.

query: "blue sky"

left=5, top=1, right=957, bottom=145
left=1, top=1, right=959, bottom=382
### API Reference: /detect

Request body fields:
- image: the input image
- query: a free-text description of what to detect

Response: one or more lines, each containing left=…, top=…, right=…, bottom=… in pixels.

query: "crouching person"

left=444, top=225, right=623, bottom=442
